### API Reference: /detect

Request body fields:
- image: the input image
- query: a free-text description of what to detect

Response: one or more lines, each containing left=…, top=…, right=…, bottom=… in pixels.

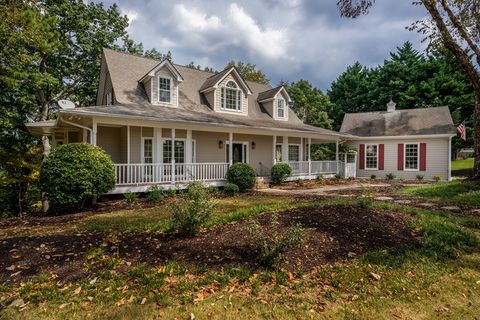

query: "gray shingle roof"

left=82, top=48, right=344, bottom=137
left=198, top=68, right=231, bottom=92
left=257, top=86, right=283, bottom=102
left=340, top=106, right=456, bottom=137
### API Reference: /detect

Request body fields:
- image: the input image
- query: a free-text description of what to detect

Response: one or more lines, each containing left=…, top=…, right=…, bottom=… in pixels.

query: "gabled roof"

left=199, top=66, right=252, bottom=94
left=257, top=86, right=291, bottom=103
left=340, top=106, right=456, bottom=137
left=138, top=59, right=184, bottom=83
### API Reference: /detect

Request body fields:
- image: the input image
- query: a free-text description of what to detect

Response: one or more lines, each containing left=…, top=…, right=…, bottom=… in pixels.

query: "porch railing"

left=114, top=163, right=229, bottom=186
left=285, top=161, right=338, bottom=176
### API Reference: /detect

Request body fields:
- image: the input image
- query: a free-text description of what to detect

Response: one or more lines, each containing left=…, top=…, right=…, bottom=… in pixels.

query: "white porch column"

left=92, top=119, right=97, bottom=146
left=186, top=129, right=193, bottom=163
left=448, top=136, right=452, bottom=181
left=228, top=132, right=233, bottom=166
left=127, top=126, right=131, bottom=164
left=171, top=128, right=176, bottom=184
left=336, top=140, right=340, bottom=174
left=300, top=137, right=304, bottom=161
left=282, top=136, right=288, bottom=163
left=308, top=137, right=312, bottom=176
left=272, top=135, right=277, bottom=165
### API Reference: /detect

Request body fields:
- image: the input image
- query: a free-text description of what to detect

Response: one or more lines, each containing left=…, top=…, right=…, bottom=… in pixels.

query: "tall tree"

left=337, top=0, right=480, bottom=178
left=225, top=60, right=269, bottom=84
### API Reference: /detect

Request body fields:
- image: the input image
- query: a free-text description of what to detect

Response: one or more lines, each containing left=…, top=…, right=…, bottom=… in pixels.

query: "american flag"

left=457, top=120, right=467, bottom=141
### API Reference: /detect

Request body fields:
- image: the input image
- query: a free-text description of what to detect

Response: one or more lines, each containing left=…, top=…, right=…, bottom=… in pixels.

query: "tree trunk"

left=473, top=94, right=480, bottom=179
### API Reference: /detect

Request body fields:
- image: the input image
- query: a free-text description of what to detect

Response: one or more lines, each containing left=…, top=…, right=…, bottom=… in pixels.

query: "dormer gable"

left=200, top=67, right=252, bottom=115
left=139, top=59, right=184, bottom=107
left=258, top=86, right=292, bottom=121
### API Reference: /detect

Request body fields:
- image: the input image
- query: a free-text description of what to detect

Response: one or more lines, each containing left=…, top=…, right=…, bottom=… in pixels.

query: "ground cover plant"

left=400, top=180, right=480, bottom=206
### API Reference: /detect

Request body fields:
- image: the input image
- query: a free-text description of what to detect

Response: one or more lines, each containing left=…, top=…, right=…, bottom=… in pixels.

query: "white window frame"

left=365, top=143, right=378, bottom=170
left=157, top=75, right=172, bottom=104
left=160, top=138, right=196, bottom=163
left=225, top=141, right=249, bottom=163
left=288, top=144, right=300, bottom=162
left=106, top=92, right=112, bottom=106
left=404, top=142, right=420, bottom=171
left=221, top=80, right=242, bottom=112
left=141, top=137, right=154, bottom=164
left=276, top=98, right=286, bottom=118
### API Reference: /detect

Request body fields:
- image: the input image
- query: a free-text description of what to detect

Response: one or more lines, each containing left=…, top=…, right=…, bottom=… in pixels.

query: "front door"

left=227, top=143, right=246, bottom=164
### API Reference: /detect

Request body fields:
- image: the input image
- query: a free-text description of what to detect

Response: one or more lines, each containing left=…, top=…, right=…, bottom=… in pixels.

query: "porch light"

left=218, top=140, right=223, bottom=149
left=251, top=141, right=256, bottom=150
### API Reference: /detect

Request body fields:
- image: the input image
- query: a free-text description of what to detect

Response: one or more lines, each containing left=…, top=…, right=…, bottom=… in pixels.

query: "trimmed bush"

left=40, top=143, right=115, bottom=210
left=416, top=174, right=424, bottom=181
left=433, top=175, right=441, bottom=182
left=385, top=173, right=396, bottom=180
left=270, top=163, right=292, bottom=184
left=226, top=163, right=256, bottom=192
left=169, top=182, right=216, bottom=236
left=224, top=183, right=239, bottom=196
left=147, top=185, right=164, bottom=204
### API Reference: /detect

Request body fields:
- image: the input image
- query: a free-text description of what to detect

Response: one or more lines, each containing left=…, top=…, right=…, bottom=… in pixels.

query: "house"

left=26, top=49, right=349, bottom=193
left=340, top=100, right=456, bottom=180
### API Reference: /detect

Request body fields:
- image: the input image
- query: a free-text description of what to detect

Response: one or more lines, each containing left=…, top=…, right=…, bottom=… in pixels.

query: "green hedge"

left=40, top=143, right=115, bottom=210
left=271, top=163, right=292, bottom=184
left=226, top=163, right=256, bottom=192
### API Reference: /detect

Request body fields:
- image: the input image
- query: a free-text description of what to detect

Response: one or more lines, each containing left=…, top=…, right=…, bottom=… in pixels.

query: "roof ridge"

left=344, top=106, right=449, bottom=115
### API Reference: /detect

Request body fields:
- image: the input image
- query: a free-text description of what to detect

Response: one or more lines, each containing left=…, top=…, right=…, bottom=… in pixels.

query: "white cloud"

left=121, top=8, right=139, bottom=30
left=173, top=4, right=221, bottom=31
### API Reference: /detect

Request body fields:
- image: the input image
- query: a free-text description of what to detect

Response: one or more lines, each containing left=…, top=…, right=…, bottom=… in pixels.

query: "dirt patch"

left=275, top=179, right=430, bottom=190
left=0, top=204, right=416, bottom=284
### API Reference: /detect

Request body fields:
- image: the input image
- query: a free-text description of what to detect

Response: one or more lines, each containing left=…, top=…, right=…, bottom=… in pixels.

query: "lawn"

left=452, top=157, right=474, bottom=176
left=400, top=180, right=480, bottom=206
left=1, top=193, right=479, bottom=319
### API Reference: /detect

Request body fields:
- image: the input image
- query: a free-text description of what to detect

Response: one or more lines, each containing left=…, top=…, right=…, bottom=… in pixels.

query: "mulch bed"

left=0, top=204, right=416, bottom=284
left=275, top=178, right=431, bottom=190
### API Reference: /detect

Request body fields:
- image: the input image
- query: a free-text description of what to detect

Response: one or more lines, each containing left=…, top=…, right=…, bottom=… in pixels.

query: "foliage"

left=370, top=174, right=376, bottom=180
left=226, top=163, right=256, bottom=192
left=247, top=213, right=304, bottom=268
left=225, top=60, right=269, bottom=84
left=165, top=188, right=177, bottom=198
left=296, top=179, right=305, bottom=186
left=385, top=173, right=396, bottom=180
left=39, top=143, right=115, bottom=210
left=433, top=175, right=441, bottom=182
left=124, top=192, right=139, bottom=204
left=316, top=175, right=325, bottom=183
left=169, top=182, right=216, bottom=237
left=334, top=173, right=342, bottom=180
left=147, top=185, right=164, bottom=204
left=416, top=174, right=424, bottom=181
left=223, top=183, right=239, bottom=197
left=400, top=180, right=480, bottom=206
left=284, top=79, right=334, bottom=129
left=270, top=163, right=292, bottom=184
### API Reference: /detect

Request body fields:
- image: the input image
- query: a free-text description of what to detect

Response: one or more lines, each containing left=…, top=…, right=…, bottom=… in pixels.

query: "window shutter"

left=359, top=144, right=365, bottom=169
left=397, top=144, right=404, bottom=171
left=420, top=143, right=427, bottom=171
left=379, top=144, right=385, bottom=170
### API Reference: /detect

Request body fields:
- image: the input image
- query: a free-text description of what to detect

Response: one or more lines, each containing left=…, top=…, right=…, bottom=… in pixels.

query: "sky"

left=101, top=0, right=428, bottom=91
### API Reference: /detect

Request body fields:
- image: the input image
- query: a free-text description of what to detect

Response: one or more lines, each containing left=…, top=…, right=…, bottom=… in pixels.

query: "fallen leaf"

left=6, top=265, right=15, bottom=271
left=369, top=272, right=381, bottom=281
left=116, top=299, right=125, bottom=307
left=141, top=298, right=146, bottom=305
left=72, top=286, right=82, bottom=295
left=59, top=303, right=71, bottom=309
left=89, top=277, right=97, bottom=285
left=8, top=298, right=25, bottom=308
left=190, top=312, right=195, bottom=320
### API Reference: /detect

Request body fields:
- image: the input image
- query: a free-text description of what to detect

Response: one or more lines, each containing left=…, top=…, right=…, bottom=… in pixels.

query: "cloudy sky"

left=101, top=0, right=428, bottom=90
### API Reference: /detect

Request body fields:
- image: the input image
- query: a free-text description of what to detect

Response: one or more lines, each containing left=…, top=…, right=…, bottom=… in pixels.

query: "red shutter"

left=420, top=143, right=427, bottom=171
left=398, top=144, right=404, bottom=171
left=378, top=144, right=385, bottom=170
left=359, top=144, right=365, bottom=169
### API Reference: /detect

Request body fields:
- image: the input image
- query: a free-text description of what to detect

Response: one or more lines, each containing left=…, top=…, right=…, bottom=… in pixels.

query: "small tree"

left=170, top=182, right=216, bottom=237
left=40, top=143, right=115, bottom=211
left=271, top=163, right=292, bottom=184
left=226, top=163, right=256, bottom=192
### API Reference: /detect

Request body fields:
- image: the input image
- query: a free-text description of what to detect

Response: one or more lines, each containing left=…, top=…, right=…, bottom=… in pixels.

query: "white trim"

left=225, top=140, right=249, bottom=164
left=275, top=98, right=287, bottom=121
left=141, top=137, right=154, bottom=164
left=448, top=136, right=452, bottom=181
left=127, top=125, right=131, bottom=164
left=138, top=59, right=184, bottom=83
left=157, top=75, right=173, bottom=106
left=404, top=142, right=420, bottom=172
left=220, top=80, right=242, bottom=112
left=287, top=143, right=301, bottom=162
left=348, top=134, right=455, bottom=140
left=159, top=137, right=196, bottom=163
left=364, top=143, right=378, bottom=170
left=200, top=67, right=252, bottom=95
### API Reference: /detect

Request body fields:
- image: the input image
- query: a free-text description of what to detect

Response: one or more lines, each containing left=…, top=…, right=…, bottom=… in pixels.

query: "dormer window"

left=221, top=81, right=241, bottom=111
left=158, top=76, right=171, bottom=103
left=277, top=99, right=285, bottom=118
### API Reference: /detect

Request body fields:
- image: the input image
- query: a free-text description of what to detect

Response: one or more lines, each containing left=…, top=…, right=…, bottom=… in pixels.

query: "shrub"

left=247, top=213, right=304, bottom=268
left=227, top=163, right=256, bottom=192
left=334, top=173, right=342, bottom=180
left=165, top=188, right=177, bottom=198
left=224, top=183, right=239, bottom=196
left=296, top=179, right=305, bottom=186
left=316, top=175, right=325, bottom=183
left=370, top=174, right=376, bottom=180
left=416, top=174, right=424, bottom=181
left=40, top=143, right=115, bottom=210
left=270, top=163, right=292, bottom=184
left=170, top=182, right=216, bottom=236
left=433, top=175, right=441, bottom=182
left=147, top=185, right=164, bottom=204
left=124, top=192, right=139, bottom=204
left=356, top=194, right=373, bottom=208
left=385, top=173, right=396, bottom=180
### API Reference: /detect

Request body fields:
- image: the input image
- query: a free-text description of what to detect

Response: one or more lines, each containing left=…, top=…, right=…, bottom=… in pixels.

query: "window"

left=162, top=140, right=185, bottom=163
left=221, top=81, right=241, bottom=111
left=143, top=139, right=153, bottom=164
left=288, top=145, right=300, bottom=161
left=365, top=144, right=378, bottom=169
left=277, top=99, right=285, bottom=118
left=275, top=145, right=282, bottom=162
left=405, top=143, right=419, bottom=170
left=158, top=76, right=171, bottom=103
left=106, top=92, right=112, bottom=105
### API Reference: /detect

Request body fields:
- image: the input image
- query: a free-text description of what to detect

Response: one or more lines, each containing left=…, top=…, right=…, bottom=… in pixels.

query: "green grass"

left=399, top=180, right=480, bottom=206
left=452, top=157, right=474, bottom=171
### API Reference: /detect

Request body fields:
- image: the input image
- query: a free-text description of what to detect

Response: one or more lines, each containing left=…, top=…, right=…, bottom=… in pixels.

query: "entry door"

left=227, top=143, right=246, bottom=163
